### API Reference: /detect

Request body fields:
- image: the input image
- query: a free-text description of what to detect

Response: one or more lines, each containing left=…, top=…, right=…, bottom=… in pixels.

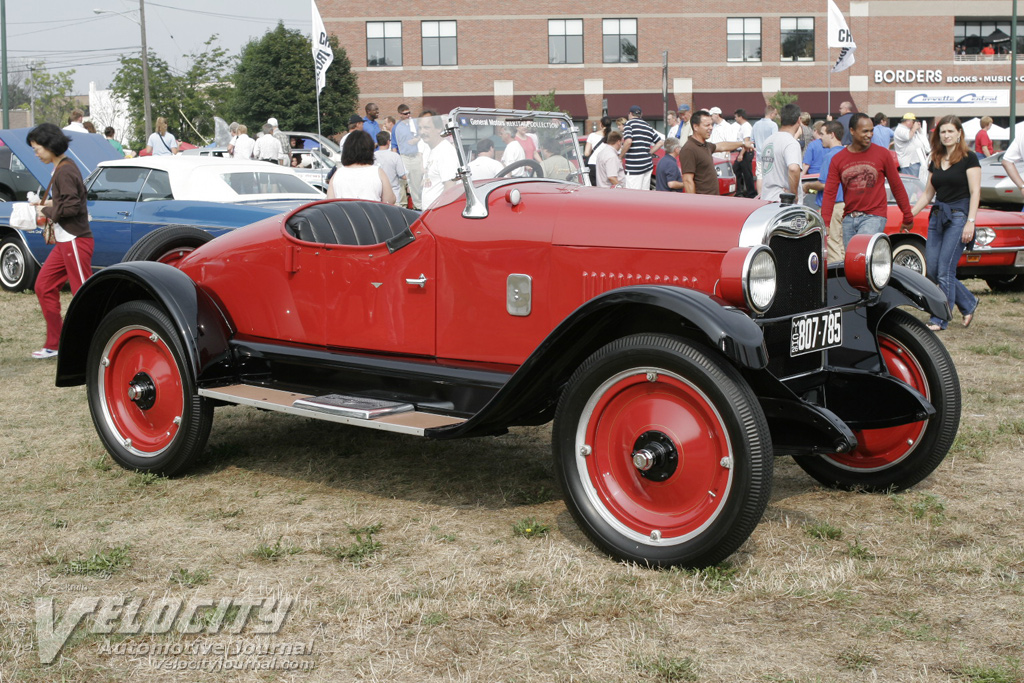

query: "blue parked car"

left=0, top=128, right=323, bottom=293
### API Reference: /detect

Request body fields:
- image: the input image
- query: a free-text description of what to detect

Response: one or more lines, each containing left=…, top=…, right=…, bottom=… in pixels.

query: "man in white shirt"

left=499, top=126, right=527, bottom=176
left=468, top=138, right=505, bottom=179
left=63, top=109, right=87, bottom=133
left=733, top=108, right=756, bottom=197
left=231, top=124, right=255, bottom=160
left=419, top=115, right=460, bottom=209
left=760, top=104, right=804, bottom=204
left=708, top=107, right=737, bottom=160
left=1000, top=130, right=1024, bottom=195
left=374, top=131, right=407, bottom=204
left=592, top=131, right=624, bottom=188
left=893, top=113, right=928, bottom=177
left=254, top=124, right=284, bottom=164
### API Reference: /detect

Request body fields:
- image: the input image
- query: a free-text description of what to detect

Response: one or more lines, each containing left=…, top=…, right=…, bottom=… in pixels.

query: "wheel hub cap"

left=126, top=372, right=156, bottom=410
left=631, top=431, right=678, bottom=482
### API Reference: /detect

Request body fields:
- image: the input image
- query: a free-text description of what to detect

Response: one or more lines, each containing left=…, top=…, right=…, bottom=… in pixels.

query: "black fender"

left=427, top=285, right=768, bottom=438
left=828, top=263, right=950, bottom=321
left=56, top=261, right=233, bottom=388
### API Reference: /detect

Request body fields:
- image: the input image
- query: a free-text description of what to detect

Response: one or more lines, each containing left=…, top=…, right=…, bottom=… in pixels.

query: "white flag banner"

left=311, top=0, right=333, bottom=94
left=828, top=0, right=857, bottom=72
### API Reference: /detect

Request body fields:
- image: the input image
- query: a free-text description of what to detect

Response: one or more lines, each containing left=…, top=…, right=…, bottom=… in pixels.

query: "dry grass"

left=2, top=282, right=1024, bottom=682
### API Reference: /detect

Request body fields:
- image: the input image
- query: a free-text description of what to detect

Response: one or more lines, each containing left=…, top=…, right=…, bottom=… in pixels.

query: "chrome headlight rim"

left=743, top=245, right=777, bottom=314
left=866, top=232, right=892, bottom=292
left=974, top=225, right=996, bottom=247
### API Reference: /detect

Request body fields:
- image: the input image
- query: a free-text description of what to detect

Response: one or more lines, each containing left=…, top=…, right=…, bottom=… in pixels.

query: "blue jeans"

left=900, top=162, right=921, bottom=177
left=925, top=209, right=978, bottom=329
left=841, top=213, right=887, bottom=247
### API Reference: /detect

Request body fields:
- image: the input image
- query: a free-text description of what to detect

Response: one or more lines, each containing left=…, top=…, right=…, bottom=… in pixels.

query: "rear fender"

left=428, top=285, right=767, bottom=437
left=56, top=261, right=233, bottom=387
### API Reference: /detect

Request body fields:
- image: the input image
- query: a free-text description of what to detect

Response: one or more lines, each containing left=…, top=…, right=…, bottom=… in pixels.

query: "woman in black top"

left=909, top=114, right=980, bottom=330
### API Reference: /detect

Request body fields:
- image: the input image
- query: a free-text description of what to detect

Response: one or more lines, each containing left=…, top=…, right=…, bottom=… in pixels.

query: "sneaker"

left=31, top=348, right=58, bottom=359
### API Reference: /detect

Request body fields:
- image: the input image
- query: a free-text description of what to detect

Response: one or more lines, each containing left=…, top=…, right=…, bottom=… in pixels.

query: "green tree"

left=231, top=22, right=358, bottom=138
left=25, top=65, right=76, bottom=126
left=768, top=91, right=798, bottom=119
left=527, top=90, right=564, bottom=115
left=111, top=36, right=235, bottom=149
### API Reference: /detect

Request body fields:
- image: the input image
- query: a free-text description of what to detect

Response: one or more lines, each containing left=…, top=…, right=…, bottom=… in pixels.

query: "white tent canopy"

left=962, top=117, right=1010, bottom=141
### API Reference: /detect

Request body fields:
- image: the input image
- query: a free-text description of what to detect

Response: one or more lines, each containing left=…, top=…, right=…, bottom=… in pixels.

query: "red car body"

left=57, top=110, right=961, bottom=569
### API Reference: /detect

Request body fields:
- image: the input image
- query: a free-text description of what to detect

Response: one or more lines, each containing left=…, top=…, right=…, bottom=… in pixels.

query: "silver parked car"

left=980, top=151, right=1024, bottom=206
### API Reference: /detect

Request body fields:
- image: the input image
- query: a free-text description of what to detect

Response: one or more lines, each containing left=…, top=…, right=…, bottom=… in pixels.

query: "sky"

left=3, top=0, right=314, bottom=95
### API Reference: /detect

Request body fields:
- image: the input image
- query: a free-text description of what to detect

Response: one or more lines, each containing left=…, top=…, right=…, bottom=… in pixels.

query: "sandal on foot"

left=926, top=323, right=944, bottom=332
left=963, top=300, right=979, bottom=328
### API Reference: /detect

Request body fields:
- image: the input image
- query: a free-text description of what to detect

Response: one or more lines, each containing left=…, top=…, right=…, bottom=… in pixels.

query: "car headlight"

left=719, top=246, right=777, bottom=314
left=975, top=226, right=995, bottom=247
left=844, top=233, right=892, bottom=292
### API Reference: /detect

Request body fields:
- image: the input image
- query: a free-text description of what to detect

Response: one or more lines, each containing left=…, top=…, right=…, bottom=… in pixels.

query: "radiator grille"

left=766, top=232, right=824, bottom=317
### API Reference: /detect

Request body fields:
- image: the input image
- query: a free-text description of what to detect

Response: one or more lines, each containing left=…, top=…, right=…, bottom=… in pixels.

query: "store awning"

left=421, top=95, right=496, bottom=113
left=603, top=93, right=679, bottom=119
left=512, top=94, right=589, bottom=119
left=692, top=92, right=768, bottom=116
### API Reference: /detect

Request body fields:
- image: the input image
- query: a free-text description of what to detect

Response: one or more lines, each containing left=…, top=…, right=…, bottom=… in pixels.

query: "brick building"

left=319, top=0, right=1024, bottom=131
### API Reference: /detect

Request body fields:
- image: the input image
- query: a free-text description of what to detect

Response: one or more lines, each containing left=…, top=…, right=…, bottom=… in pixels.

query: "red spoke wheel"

left=795, top=309, right=960, bottom=491
left=554, top=334, right=772, bottom=568
left=87, top=301, right=213, bottom=475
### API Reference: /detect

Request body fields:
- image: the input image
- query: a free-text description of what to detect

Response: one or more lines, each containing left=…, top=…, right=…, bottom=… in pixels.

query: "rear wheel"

left=0, top=234, right=39, bottom=292
left=124, top=225, right=215, bottom=266
left=553, top=334, right=772, bottom=568
left=794, top=309, right=960, bottom=491
left=86, top=301, right=213, bottom=475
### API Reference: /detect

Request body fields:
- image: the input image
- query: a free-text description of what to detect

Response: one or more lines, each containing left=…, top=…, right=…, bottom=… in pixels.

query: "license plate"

left=790, top=308, right=842, bottom=356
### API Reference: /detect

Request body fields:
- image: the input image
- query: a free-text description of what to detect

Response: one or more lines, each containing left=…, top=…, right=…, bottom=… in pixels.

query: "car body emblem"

left=808, top=252, right=820, bottom=274
left=791, top=216, right=807, bottom=230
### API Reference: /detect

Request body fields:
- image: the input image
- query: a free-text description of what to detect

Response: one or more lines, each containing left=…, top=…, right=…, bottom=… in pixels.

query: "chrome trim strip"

left=739, top=203, right=825, bottom=248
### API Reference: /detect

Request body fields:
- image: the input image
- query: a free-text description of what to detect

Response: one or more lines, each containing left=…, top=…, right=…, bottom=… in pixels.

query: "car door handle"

left=405, top=274, right=428, bottom=288
left=117, top=211, right=131, bottom=217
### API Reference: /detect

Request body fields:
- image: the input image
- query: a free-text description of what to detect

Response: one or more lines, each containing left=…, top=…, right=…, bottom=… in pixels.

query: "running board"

left=198, top=385, right=466, bottom=436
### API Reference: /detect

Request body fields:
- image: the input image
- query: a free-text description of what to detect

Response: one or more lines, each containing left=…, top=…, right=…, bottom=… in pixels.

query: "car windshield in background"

left=219, top=171, right=321, bottom=197
left=888, top=175, right=925, bottom=206
left=450, top=110, right=586, bottom=184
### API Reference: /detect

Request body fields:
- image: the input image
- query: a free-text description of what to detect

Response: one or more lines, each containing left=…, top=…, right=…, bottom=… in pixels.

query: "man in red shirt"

left=975, top=116, right=994, bottom=157
left=821, top=113, right=914, bottom=246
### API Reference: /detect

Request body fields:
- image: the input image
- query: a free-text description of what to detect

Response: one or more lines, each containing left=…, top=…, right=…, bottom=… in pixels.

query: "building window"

left=367, top=21, right=402, bottom=66
left=422, top=20, right=457, bottom=66
left=727, top=17, right=761, bottom=62
left=781, top=17, right=814, bottom=61
left=955, top=18, right=1022, bottom=56
left=603, top=18, right=637, bottom=63
left=549, top=19, right=584, bottom=64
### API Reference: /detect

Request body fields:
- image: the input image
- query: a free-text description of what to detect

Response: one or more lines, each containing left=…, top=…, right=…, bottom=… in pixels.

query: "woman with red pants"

left=27, top=123, right=93, bottom=359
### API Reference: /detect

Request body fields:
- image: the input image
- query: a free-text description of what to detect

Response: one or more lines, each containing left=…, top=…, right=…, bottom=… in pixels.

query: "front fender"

left=427, top=285, right=767, bottom=438
left=829, top=263, right=950, bottom=321
left=56, top=261, right=233, bottom=387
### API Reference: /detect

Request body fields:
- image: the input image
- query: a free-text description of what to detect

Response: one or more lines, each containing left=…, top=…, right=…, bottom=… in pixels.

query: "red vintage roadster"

left=56, top=110, right=960, bottom=568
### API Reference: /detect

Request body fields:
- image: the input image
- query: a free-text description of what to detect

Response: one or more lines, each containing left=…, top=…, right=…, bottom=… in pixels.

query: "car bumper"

left=959, top=246, right=1024, bottom=276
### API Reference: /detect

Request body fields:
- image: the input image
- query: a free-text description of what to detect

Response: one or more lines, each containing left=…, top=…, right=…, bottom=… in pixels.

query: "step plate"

left=199, top=385, right=465, bottom=436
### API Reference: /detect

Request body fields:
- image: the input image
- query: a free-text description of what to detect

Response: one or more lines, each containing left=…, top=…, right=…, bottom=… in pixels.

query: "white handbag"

left=9, top=202, right=36, bottom=231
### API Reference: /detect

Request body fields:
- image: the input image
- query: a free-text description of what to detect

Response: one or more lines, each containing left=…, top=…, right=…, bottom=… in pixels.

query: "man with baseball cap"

left=894, top=112, right=927, bottom=176
left=670, top=104, right=692, bottom=140
left=708, top=106, right=738, bottom=161
left=267, top=117, right=290, bottom=165
left=619, top=105, right=663, bottom=190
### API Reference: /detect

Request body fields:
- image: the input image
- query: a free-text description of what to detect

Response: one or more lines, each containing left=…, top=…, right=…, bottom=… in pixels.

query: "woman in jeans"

left=909, top=114, right=980, bottom=331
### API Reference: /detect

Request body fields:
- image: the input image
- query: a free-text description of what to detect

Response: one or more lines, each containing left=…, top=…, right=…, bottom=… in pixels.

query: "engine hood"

left=0, top=127, right=122, bottom=187
left=552, top=186, right=771, bottom=252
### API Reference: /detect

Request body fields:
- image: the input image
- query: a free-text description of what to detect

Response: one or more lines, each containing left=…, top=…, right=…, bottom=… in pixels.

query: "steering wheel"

left=496, top=159, right=544, bottom=178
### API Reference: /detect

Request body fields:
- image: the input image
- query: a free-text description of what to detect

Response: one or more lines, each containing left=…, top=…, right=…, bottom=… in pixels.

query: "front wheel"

left=86, top=300, right=213, bottom=475
left=794, top=308, right=960, bottom=491
left=985, top=274, right=1024, bottom=292
left=892, top=241, right=926, bottom=277
left=0, top=234, right=39, bottom=292
left=553, top=334, right=773, bottom=568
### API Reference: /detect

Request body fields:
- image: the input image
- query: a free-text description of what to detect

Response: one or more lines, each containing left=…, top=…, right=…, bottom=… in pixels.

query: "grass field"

left=2, top=281, right=1023, bottom=682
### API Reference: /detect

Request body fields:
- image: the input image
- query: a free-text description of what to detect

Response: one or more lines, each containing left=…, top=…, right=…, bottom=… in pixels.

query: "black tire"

left=86, top=300, right=213, bottom=475
left=552, top=334, right=773, bottom=568
left=0, top=234, right=39, bottom=292
left=0, top=190, right=14, bottom=202
left=496, top=159, right=544, bottom=178
left=794, top=308, right=960, bottom=491
left=124, top=225, right=215, bottom=265
left=892, top=240, right=926, bottom=277
left=984, top=274, right=1024, bottom=292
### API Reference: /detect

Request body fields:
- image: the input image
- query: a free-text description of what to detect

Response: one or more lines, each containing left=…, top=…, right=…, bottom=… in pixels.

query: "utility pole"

left=1, top=0, right=8, bottom=129
left=662, top=51, right=668, bottom=134
left=1012, top=0, right=1018, bottom=143
left=140, top=0, right=152, bottom=139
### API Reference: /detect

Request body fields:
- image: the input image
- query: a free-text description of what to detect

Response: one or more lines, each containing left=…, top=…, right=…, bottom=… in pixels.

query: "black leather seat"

left=287, top=201, right=420, bottom=249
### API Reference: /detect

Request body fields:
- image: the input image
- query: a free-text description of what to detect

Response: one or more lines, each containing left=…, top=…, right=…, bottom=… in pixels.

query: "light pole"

left=95, top=1, right=151, bottom=140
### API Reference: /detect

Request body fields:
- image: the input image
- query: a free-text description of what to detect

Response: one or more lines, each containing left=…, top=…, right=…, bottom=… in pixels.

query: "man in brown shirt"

left=679, top=110, right=721, bottom=195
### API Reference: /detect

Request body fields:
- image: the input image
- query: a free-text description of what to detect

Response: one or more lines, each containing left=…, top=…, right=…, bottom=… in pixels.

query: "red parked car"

left=58, top=110, right=960, bottom=568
